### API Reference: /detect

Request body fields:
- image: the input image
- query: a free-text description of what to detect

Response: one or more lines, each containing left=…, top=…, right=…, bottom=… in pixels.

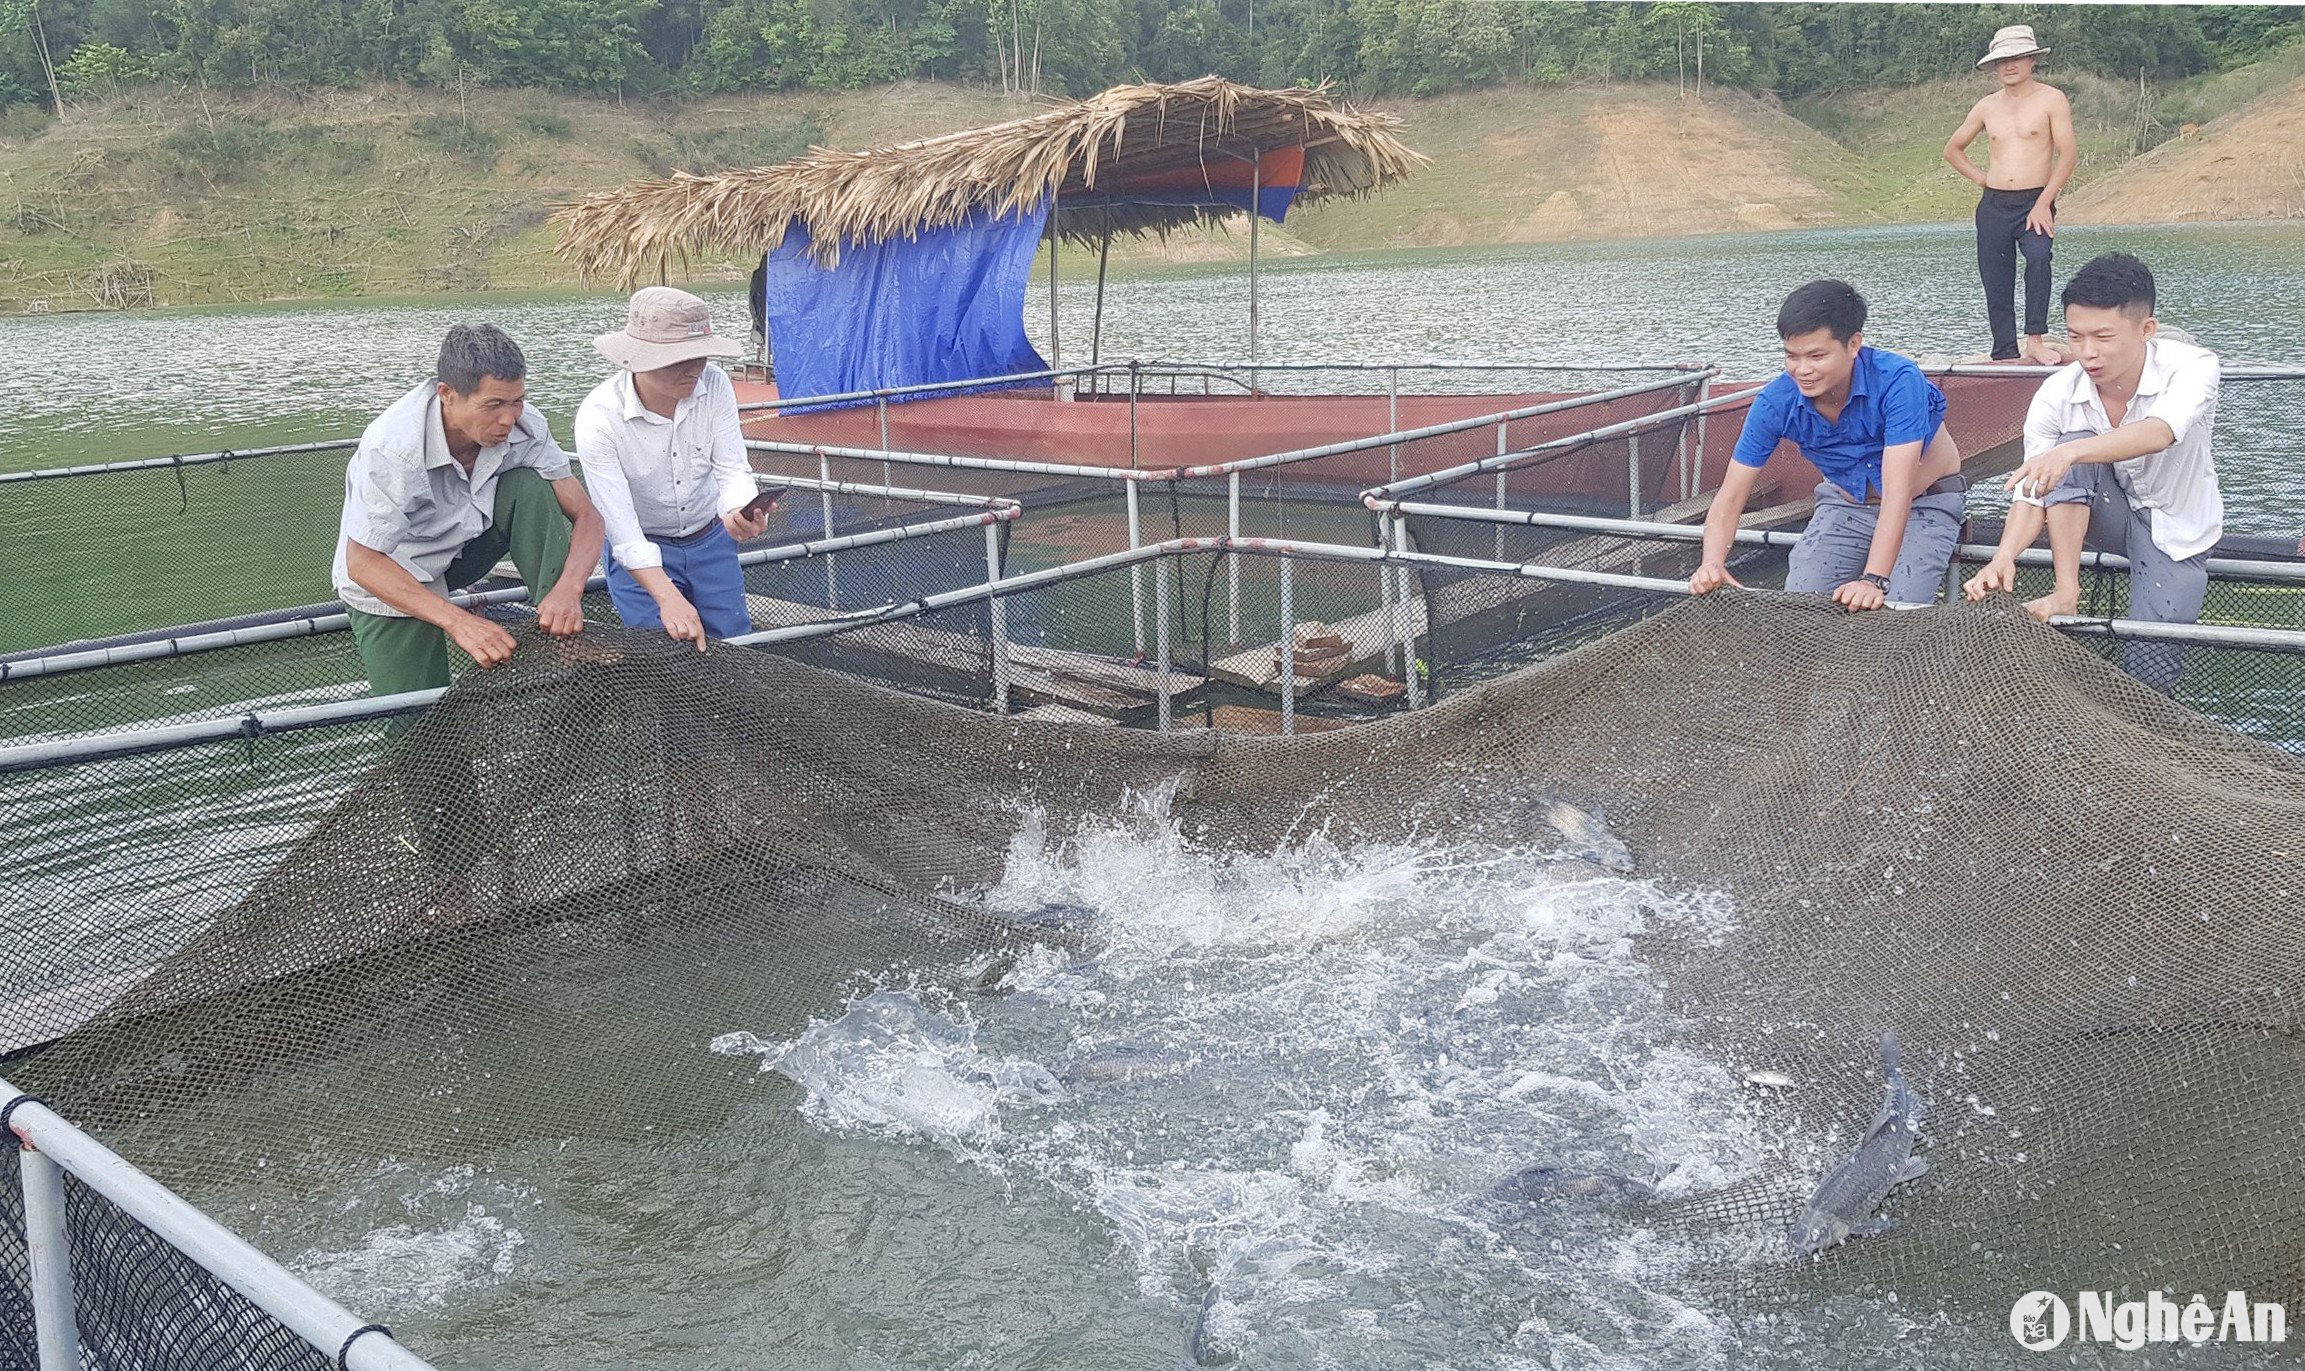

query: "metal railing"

left=9, top=537, right=2298, bottom=769
left=0, top=438, right=361, bottom=485
left=1, top=476, right=1020, bottom=685
left=1363, top=500, right=2305, bottom=588
left=15, top=362, right=2284, bottom=486
left=732, top=364, right=1098, bottom=417
left=3, top=1077, right=439, bottom=1371
left=1923, top=363, right=2305, bottom=381
left=13, top=357, right=2299, bottom=744
left=747, top=370, right=1715, bottom=656
left=731, top=358, right=1707, bottom=414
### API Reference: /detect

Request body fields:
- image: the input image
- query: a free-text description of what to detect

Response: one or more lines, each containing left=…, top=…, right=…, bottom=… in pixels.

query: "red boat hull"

left=735, top=373, right=2037, bottom=508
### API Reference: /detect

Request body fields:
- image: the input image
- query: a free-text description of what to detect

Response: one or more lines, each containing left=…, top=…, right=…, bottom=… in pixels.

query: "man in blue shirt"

left=1690, top=280, right=1969, bottom=610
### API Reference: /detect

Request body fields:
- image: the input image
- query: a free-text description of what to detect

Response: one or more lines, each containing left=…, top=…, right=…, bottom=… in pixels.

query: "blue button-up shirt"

left=1730, top=346, right=1948, bottom=501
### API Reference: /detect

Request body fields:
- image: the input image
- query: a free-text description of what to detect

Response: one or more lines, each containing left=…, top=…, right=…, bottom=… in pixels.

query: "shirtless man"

left=1943, top=25, right=2076, bottom=366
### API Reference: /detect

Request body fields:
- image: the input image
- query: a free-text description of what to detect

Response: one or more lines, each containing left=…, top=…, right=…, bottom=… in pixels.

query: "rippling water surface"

left=5, top=222, right=2301, bottom=524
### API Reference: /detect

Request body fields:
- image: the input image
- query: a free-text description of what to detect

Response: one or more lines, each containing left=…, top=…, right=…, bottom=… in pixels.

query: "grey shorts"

left=1786, top=479, right=1969, bottom=604
left=2036, top=455, right=2209, bottom=692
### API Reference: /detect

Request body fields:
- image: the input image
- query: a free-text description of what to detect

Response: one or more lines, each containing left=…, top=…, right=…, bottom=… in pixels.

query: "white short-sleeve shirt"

left=331, top=381, right=573, bottom=616
left=572, top=366, right=757, bottom=571
left=2022, top=337, right=2223, bottom=560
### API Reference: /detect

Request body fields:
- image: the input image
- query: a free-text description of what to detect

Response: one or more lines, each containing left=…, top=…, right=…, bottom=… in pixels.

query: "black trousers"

left=1975, top=186, right=2053, bottom=359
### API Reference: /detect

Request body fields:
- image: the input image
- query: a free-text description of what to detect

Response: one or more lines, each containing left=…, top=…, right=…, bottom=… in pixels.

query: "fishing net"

left=4, top=593, right=2302, bottom=1349
left=0, top=447, right=357, bottom=654
left=0, top=1160, right=334, bottom=1371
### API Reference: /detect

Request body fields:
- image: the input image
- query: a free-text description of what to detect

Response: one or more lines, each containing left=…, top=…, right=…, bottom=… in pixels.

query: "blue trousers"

left=604, top=520, right=754, bottom=640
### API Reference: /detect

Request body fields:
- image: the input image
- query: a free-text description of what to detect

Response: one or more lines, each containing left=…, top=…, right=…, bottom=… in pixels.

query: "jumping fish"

left=1487, top=1165, right=1656, bottom=1207
left=1188, top=1283, right=1235, bottom=1366
left=1059, top=1046, right=1190, bottom=1084
left=1788, top=1032, right=1928, bottom=1257
left=1537, top=789, right=1637, bottom=873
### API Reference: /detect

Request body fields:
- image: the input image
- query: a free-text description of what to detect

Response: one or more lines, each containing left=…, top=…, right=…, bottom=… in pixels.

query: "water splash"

left=716, top=805, right=1775, bottom=1366
left=712, top=989, right=1063, bottom=1152
left=291, top=1166, right=530, bottom=1314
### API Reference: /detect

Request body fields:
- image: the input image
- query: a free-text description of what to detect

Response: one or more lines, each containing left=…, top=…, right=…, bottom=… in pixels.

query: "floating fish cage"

left=5, top=362, right=2305, bottom=1366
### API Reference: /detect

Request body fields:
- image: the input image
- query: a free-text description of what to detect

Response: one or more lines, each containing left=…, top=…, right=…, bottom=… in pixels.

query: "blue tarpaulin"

left=766, top=202, right=1051, bottom=410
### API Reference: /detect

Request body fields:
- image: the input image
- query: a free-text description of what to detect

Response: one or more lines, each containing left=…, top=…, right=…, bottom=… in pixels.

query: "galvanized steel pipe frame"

left=1367, top=385, right=1761, bottom=503
left=1084, top=359, right=1715, bottom=402
left=2, top=1078, right=440, bottom=1371
left=0, top=497, right=1023, bottom=684
left=1926, top=364, right=2305, bottom=381
left=13, top=363, right=2294, bottom=481
left=1362, top=498, right=2305, bottom=586
left=17, top=1141, right=75, bottom=1371
left=742, top=359, right=1708, bottom=414
left=742, top=372, right=1713, bottom=490
left=1109, top=358, right=1713, bottom=378
left=17, top=535, right=2299, bottom=770
left=1366, top=366, right=2305, bottom=505
left=749, top=372, right=1712, bottom=652
left=0, top=438, right=361, bottom=484
left=0, top=365, right=1719, bottom=482
left=734, top=365, right=1100, bottom=415
left=777, top=472, right=1015, bottom=511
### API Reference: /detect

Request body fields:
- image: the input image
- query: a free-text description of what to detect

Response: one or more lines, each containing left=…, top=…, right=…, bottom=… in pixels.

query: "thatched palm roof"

left=555, top=77, right=1425, bottom=285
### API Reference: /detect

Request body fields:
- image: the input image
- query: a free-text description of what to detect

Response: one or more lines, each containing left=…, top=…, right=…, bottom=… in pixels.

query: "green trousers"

left=346, top=465, right=574, bottom=699
left=345, top=467, right=573, bottom=884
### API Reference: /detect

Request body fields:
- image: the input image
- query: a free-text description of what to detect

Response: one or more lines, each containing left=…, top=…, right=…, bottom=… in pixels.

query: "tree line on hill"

left=4, top=0, right=2300, bottom=117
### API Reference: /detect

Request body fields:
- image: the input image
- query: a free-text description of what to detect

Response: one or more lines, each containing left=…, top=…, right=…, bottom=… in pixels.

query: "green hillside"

left=1, top=61, right=2299, bottom=313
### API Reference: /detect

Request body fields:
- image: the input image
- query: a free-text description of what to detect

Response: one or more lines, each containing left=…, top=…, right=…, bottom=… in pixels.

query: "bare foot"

left=2023, top=339, right=2070, bottom=366
left=2023, top=591, right=2078, bottom=622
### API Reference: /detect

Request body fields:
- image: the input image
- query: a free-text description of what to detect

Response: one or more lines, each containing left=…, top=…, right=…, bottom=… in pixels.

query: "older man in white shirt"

left=1965, top=253, right=2222, bottom=692
left=575, top=287, right=772, bottom=648
left=337, top=323, right=605, bottom=704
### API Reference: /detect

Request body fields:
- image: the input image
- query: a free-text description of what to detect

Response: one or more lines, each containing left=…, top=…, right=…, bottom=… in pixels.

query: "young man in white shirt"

left=575, top=287, right=773, bottom=648
left=1964, top=253, right=2223, bottom=692
left=336, top=323, right=605, bottom=700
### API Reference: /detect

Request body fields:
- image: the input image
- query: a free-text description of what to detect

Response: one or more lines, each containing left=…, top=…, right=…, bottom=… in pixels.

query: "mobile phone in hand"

left=738, top=485, right=788, bottom=520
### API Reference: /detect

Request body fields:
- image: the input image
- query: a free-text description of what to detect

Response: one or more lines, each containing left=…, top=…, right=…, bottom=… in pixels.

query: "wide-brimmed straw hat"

left=1977, top=25, right=2048, bottom=69
left=595, top=286, right=742, bottom=370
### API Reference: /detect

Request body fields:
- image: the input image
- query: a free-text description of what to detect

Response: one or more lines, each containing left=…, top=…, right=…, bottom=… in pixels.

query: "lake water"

left=4, top=220, right=2302, bottom=529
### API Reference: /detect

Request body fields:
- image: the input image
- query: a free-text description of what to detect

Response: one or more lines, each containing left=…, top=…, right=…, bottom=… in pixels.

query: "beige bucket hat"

left=595, top=286, right=742, bottom=370
left=1978, top=25, right=2048, bottom=68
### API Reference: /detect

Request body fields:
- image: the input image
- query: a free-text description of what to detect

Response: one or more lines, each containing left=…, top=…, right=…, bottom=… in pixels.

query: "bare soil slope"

left=1289, top=86, right=1862, bottom=250
left=2064, top=76, right=2305, bottom=224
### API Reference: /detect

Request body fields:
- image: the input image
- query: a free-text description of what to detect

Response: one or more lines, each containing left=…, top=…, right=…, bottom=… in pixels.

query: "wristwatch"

left=1860, top=572, right=1892, bottom=592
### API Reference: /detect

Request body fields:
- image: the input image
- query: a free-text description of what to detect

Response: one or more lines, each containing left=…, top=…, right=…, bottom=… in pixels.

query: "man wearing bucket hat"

left=574, top=286, right=775, bottom=649
left=1943, top=24, right=2076, bottom=366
